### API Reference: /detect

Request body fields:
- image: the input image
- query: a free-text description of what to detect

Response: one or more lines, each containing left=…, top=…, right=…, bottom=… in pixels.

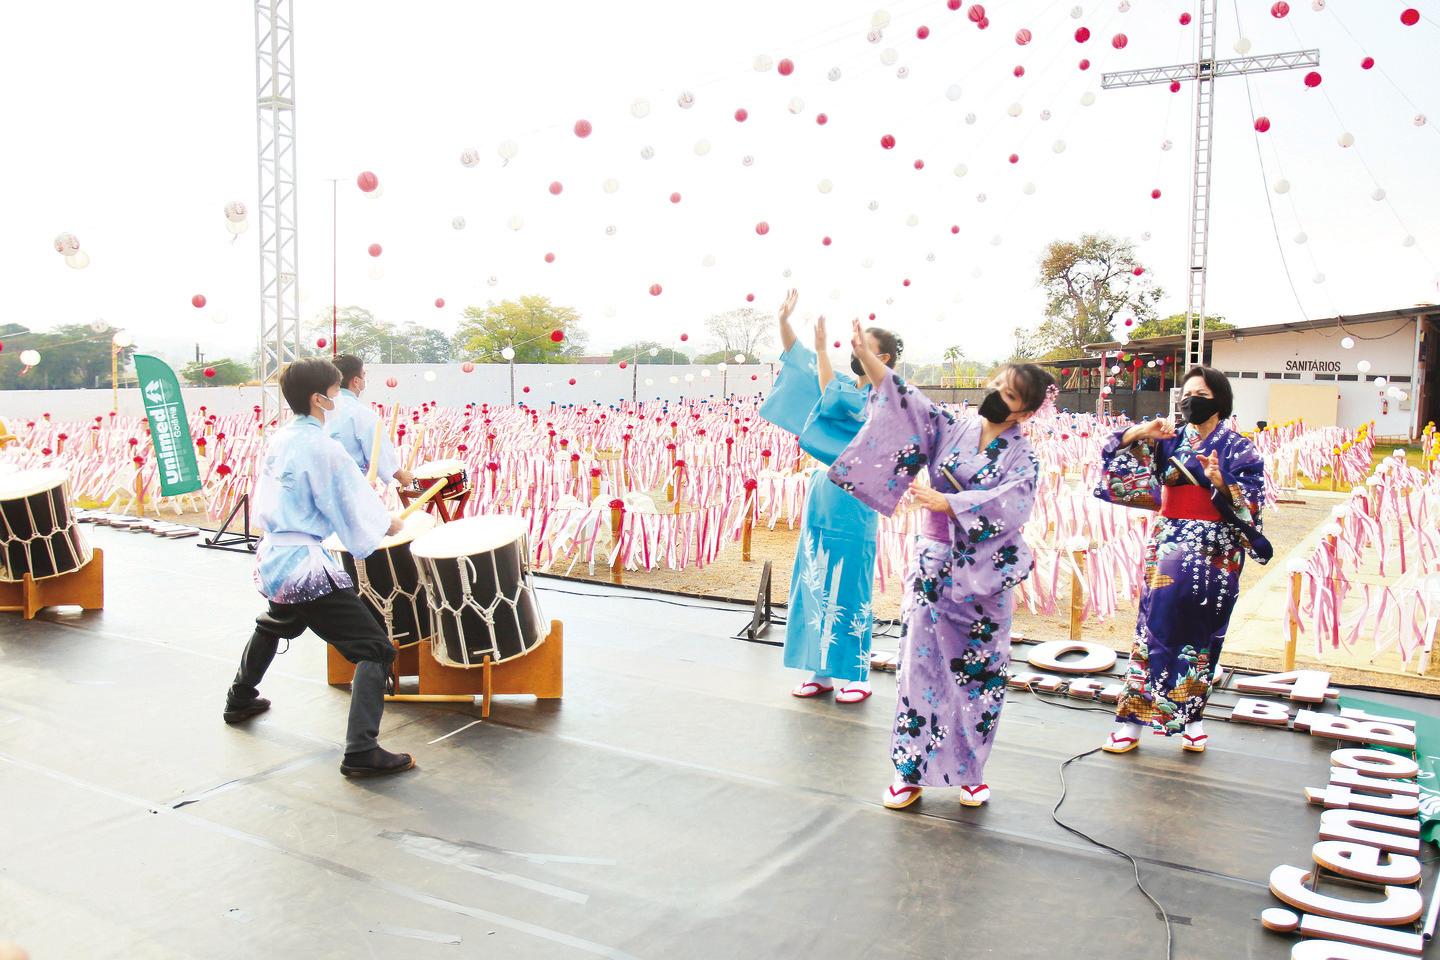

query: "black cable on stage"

left=1052, top=747, right=1175, bottom=960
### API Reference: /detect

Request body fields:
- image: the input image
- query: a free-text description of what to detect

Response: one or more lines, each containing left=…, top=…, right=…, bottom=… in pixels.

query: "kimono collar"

left=295, top=415, right=324, bottom=429
left=340, top=388, right=359, bottom=400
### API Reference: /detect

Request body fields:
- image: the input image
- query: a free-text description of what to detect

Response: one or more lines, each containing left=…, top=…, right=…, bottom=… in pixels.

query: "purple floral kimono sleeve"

left=825, top=372, right=951, bottom=516
left=945, top=457, right=1040, bottom=599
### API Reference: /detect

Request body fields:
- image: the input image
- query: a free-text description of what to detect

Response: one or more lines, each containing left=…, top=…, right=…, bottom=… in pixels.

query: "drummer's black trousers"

left=227, top=585, right=395, bottom=755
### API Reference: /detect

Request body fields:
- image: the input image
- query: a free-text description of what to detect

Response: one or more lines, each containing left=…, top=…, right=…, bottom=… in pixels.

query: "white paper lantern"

left=831, top=289, right=842, bottom=300
left=906, top=213, right=920, bottom=226
left=753, top=54, right=774, bottom=72
left=742, top=155, right=755, bottom=166
left=1340, top=336, right=1354, bottom=349
left=631, top=99, right=651, bottom=119
left=1357, top=360, right=1372, bottom=373
left=990, top=235, right=1002, bottom=246
left=460, top=148, right=480, bottom=167
left=702, top=254, right=716, bottom=267
left=224, top=201, right=247, bottom=222
left=647, top=347, right=659, bottom=357
left=1372, top=188, right=1387, bottom=201
left=1080, top=92, right=1096, bottom=106
left=782, top=268, right=792, bottom=278
left=487, top=275, right=498, bottom=286
left=501, top=346, right=516, bottom=361
left=1161, top=139, right=1173, bottom=151
left=868, top=199, right=880, bottom=210
left=945, top=84, right=963, bottom=102
left=423, top=370, right=437, bottom=382
left=1234, top=37, right=1252, bottom=55
left=880, top=48, right=898, bottom=66
left=677, top=91, right=695, bottom=109
left=645, top=377, right=655, bottom=387
left=733, top=354, right=746, bottom=364
left=1071, top=6, right=1084, bottom=17
left=603, top=178, right=620, bottom=193
left=53, top=232, right=80, bottom=256
left=872, top=9, right=890, bottom=28
left=1403, top=235, right=1416, bottom=248
left=497, top=140, right=519, bottom=162
left=1141, top=231, right=1152, bottom=240
left=818, top=179, right=833, bottom=193
left=896, top=66, right=909, bottom=79
left=1023, top=182, right=1037, bottom=195
left=1311, top=0, right=1325, bottom=9
left=1008, top=102, right=1023, bottom=117
left=788, top=97, right=806, bottom=114
left=971, top=267, right=983, bottom=279
left=1313, top=273, right=1326, bottom=284
left=829, top=67, right=842, bottom=81
left=507, top=215, right=524, bottom=231
left=861, top=258, right=874, bottom=268
left=1052, top=140, right=1067, bottom=153
left=605, top=224, right=617, bottom=236
left=1274, top=179, right=1291, bottom=194
left=1374, top=377, right=1388, bottom=387
left=693, top=139, right=711, bottom=156
left=1118, top=0, right=1130, bottom=11
left=964, top=112, right=977, bottom=125
left=1337, top=132, right=1355, bottom=148
left=20, top=350, right=40, bottom=366
left=976, top=193, right=987, bottom=203
left=451, top=216, right=466, bottom=230
left=867, top=29, right=883, bottom=43
left=1040, top=109, right=1052, bottom=121
left=926, top=252, right=936, bottom=262
left=1414, top=114, right=1427, bottom=127
left=953, top=163, right=969, bottom=177
left=684, top=373, right=695, bottom=383
left=65, top=251, right=91, bottom=269
left=1294, top=232, right=1308, bottom=244
left=702, top=369, right=712, bottom=378
left=640, top=145, right=655, bottom=160
left=1387, top=386, right=1404, bottom=399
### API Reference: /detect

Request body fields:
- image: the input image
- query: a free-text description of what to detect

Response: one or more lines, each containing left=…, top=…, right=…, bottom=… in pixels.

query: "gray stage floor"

left=1, top=525, right=1435, bottom=959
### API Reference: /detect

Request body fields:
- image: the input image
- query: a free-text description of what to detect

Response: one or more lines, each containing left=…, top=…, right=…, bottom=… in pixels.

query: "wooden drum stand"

left=0, top=548, right=105, bottom=620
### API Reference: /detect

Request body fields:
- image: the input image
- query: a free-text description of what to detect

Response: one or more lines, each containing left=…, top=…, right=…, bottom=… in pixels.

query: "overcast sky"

left=5, top=0, right=1438, bottom=368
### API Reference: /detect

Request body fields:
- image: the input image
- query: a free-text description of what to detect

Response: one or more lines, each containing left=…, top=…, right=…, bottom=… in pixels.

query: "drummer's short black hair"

left=280, top=358, right=341, bottom=416
left=334, top=354, right=364, bottom=390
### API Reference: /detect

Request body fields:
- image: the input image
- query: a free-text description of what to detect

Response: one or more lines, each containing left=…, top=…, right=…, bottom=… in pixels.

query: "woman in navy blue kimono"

left=759, top=290, right=901, bottom=704
left=1094, top=366, right=1269, bottom=755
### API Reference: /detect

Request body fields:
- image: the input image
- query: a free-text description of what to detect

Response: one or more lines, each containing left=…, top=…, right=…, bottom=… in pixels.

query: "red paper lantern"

left=1170, top=81, right=1181, bottom=93
left=1179, top=12, right=1192, bottom=24
left=316, top=337, right=327, bottom=349
left=1112, top=33, right=1128, bottom=49
left=1133, top=266, right=1144, bottom=276
left=1304, top=71, right=1322, bottom=88
left=1061, top=368, right=1071, bottom=376
left=1271, top=1, right=1289, bottom=18
left=1016, top=28, right=1032, bottom=45
left=777, top=58, right=794, bottom=75
left=522, top=385, right=531, bottom=393
left=948, top=0, right=961, bottom=9
left=868, top=313, right=876, bottom=320
left=1014, top=65, right=1026, bottom=77
left=1401, top=8, right=1419, bottom=25
left=916, top=25, right=930, bottom=39
left=573, top=119, right=593, bottom=138
left=619, top=361, right=628, bottom=369
left=568, top=378, right=577, bottom=386
left=734, top=108, right=749, bottom=122
left=951, top=225, right=960, bottom=234
left=203, top=367, right=216, bottom=378
left=544, top=252, right=555, bottom=263
left=1125, top=318, right=1134, bottom=327
left=549, top=181, right=563, bottom=195
left=746, top=293, right=755, bottom=302
left=1361, top=56, right=1375, bottom=70
left=967, top=4, right=985, bottom=23
left=462, top=361, right=475, bottom=373
left=751, top=374, right=759, bottom=381
left=815, top=113, right=828, bottom=125
left=435, top=298, right=445, bottom=308
left=550, top=330, right=565, bottom=342
left=880, top=133, right=896, bottom=149
left=1254, top=116, right=1271, bottom=132
left=191, top=294, right=207, bottom=308
left=833, top=340, right=841, bottom=348
left=1075, top=26, right=1090, bottom=42
left=356, top=171, right=379, bottom=192
left=367, top=244, right=382, bottom=257
left=755, top=221, right=770, bottom=235
left=1079, top=58, right=1091, bottom=70
left=1151, top=188, right=1162, bottom=199
left=680, top=333, right=689, bottom=342
left=978, top=16, right=989, bottom=29
left=670, top=192, right=681, bottom=204
left=649, top=283, right=663, bottom=296
left=1008, top=153, right=1019, bottom=164
left=914, top=159, right=925, bottom=169
left=902, top=279, right=911, bottom=287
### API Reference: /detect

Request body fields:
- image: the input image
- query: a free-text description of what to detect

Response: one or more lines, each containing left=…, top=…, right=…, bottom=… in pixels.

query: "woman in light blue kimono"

left=830, top=319, right=1054, bottom=809
left=758, top=290, right=901, bottom=704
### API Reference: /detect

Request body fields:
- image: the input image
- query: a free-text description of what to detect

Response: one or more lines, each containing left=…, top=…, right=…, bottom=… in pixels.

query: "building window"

left=1240, top=371, right=1259, bottom=379
left=1389, top=375, right=1411, bottom=383
left=1337, top=374, right=1358, bottom=382
left=1263, top=372, right=1281, bottom=380
left=1221, top=371, right=1239, bottom=378
left=1315, top=373, right=1336, bottom=381
left=1282, top=373, right=1301, bottom=380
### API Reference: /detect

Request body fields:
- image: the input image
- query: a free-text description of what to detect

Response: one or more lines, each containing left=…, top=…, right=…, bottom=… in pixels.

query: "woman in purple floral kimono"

left=829, top=319, right=1054, bottom=810
left=1094, top=366, right=1269, bottom=756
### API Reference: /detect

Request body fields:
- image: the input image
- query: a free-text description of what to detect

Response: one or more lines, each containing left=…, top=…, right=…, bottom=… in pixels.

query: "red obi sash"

left=1160, top=484, right=1222, bottom=521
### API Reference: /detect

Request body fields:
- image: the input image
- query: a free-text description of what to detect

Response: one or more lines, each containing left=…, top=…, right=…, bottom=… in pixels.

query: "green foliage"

left=611, top=341, right=690, bottom=364
left=1126, top=312, right=1234, bottom=341
left=308, top=307, right=453, bottom=363
left=452, top=296, right=587, bottom=363
left=1027, top=234, right=1164, bottom=359
left=182, top=358, right=252, bottom=386
left=692, top=350, right=737, bottom=366
left=0, top=323, right=135, bottom=390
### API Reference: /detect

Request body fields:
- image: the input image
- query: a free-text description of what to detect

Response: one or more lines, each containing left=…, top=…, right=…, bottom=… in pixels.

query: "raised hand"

left=1147, top=418, right=1177, bottom=441
left=851, top=318, right=868, bottom=357
left=1198, top=451, right=1224, bottom=489
left=813, top=314, right=828, bottom=350
left=778, top=288, right=798, bottom=324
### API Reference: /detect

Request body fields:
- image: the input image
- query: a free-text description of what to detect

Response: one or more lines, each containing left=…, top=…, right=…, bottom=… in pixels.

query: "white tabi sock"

left=1114, top=721, right=1142, bottom=742
left=1185, top=720, right=1207, bottom=740
left=808, top=671, right=833, bottom=685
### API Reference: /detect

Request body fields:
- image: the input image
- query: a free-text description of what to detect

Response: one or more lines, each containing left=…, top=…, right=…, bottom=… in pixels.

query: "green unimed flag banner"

left=1339, top=693, right=1440, bottom=846
left=133, top=354, right=202, bottom=497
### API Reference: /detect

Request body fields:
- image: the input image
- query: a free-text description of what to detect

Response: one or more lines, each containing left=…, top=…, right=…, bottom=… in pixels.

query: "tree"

left=692, top=350, right=735, bottom=366
left=1028, top=234, right=1163, bottom=359
left=1127, top=312, right=1234, bottom=341
left=611, top=342, right=689, bottom=364
left=182, top=358, right=252, bottom=386
left=308, top=306, right=389, bottom=361
left=453, top=296, right=586, bottom=363
left=399, top=323, right=453, bottom=364
left=0, top=322, right=135, bottom=391
left=942, top=345, right=965, bottom=381
left=703, top=307, right=772, bottom=359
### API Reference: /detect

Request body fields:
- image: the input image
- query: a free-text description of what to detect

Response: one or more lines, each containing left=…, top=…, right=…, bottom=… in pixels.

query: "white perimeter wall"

left=0, top=362, right=778, bottom=421
left=1208, top=318, right=1420, bottom=437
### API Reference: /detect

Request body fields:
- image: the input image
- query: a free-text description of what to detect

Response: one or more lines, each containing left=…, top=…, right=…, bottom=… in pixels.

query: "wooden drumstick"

left=404, top=426, right=426, bottom=472
left=366, top=417, right=384, bottom=484
left=388, top=401, right=400, bottom=441
left=397, top=474, right=447, bottom=520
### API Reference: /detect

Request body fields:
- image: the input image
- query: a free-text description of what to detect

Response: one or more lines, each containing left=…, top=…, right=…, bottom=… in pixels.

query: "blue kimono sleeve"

left=757, top=341, right=821, bottom=438
left=798, top=377, right=866, bottom=465
left=356, top=404, right=401, bottom=481
left=1092, top=428, right=1163, bottom=511
left=309, top=440, right=391, bottom=560
left=826, top=372, right=949, bottom=517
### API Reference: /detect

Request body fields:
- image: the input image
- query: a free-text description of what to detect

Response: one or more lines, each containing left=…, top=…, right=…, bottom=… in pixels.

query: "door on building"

left=1420, top=315, right=1439, bottom=437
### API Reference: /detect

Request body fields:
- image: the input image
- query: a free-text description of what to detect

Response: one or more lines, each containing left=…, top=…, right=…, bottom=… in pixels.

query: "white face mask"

left=314, top=393, right=337, bottom=423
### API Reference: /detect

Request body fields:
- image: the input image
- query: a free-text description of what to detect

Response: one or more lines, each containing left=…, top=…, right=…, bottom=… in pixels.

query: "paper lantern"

left=1074, top=26, right=1090, bottom=42
left=1304, top=71, right=1322, bottom=87
left=778, top=58, right=794, bottom=75
left=1294, top=232, right=1308, bottom=244
left=648, top=348, right=659, bottom=357
left=1234, top=37, right=1253, bottom=54
left=880, top=133, right=896, bottom=149
left=573, top=119, right=593, bottom=138
left=1132, top=266, right=1144, bottom=276
left=828, top=67, right=842, bottom=81
left=680, top=333, right=689, bottom=342
left=1111, top=33, right=1127, bottom=49
left=1079, top=58, right=1090, bottom=70
left=1337, top=132, right=1355, bottom=147
left=1361, top=56, right=1375, bottom=70
left=356, top=171, right=379, bottom=192
left=1274, top=178, right=1290, bottom=194
left=1016, top=28, right=1032, bottom=44
left=1053, top=140, right=1067, bottom=153
left=1151, top=188, right=1161, bottom=199
left=1007, top=153, right=1019, bottom=164
left=460, top=147, right=480, bottom=167
left=817, top=178, right=833, bottom=193
left=549, top=330, right=565, bottom=344
left=502, top=346, right=517, bottom=359
left=192, top=294, right=207, bottom=308
left=946, top=84, right=963, bottom=101
left=1008, top=102, right=1023, bottom=117
left=1125, top=318, right=1134, bottom=327
left=544, top=252, right=555, bottom=263
left=549, top=181, right=563, bottom=196
left=968, top=4, right=985, bottom=22
left=815, top=113, right=828, bottom=125
left=385, top=377, right=398, bottom=388
left=451, top=216, right=466, bottom=230
left=677, top=90, right=695, bottom=109
left=649, top=283, right=663, bottom=296
left=423, top=371, right=437, bottom=383
left=1271, top=1, right=1289, bottom=17
left=568, top=378, right=577, bottom=386
left=522, top=385, right=531, bottom=393
left=462, top=361, right=475, bottom=373
left=978, top=17, right=989, bottom=28
left=1180, top=12, right=1192, bottom=24
left=913, top=159, right=924, bottom=169
left=1254, top=116, right=1271, bottom=133
left=1014, top=66, right=1026, bottom=77
left=65, top=251, right=91, bottom=268
left=19, top=349, right=41, bottom=367
left=203, top=367, right=216, bottom=378
left=316, top=337, right=328, bottom=349
left=822, top=236, right=832, bottom=245
left=787, top=96, right=805, bottom=114
left=746, top=293, right=755, bottom=302
left=755, top=221, right=770, bottom=235
left=1170, top=81, right=1181, bottom=93
left=367, top=244, right=382, bottom=257
left=734, top=108, right=749, bottom=122
left=916, top=25, right=930, bottom=39
left=497, top=141, right=519, bottom=162
left=1400, top=8, right=1419, bottom=26
left=434, top=298, right=445, bottom=308
left=1357, top=360, right=1371, bottom=373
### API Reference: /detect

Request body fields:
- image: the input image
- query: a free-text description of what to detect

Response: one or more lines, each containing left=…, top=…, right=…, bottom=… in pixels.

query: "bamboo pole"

left=1283, top=571, right=1302, bottom=671
left=1068, top=550, right=1087, bottom=641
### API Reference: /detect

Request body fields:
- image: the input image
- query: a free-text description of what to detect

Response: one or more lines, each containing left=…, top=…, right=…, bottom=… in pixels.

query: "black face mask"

left=850, top=355, right=865, bottom=377
left=1179, top=395, right=1220, bottom=425
left=978, top=389, right=1012, bottom=424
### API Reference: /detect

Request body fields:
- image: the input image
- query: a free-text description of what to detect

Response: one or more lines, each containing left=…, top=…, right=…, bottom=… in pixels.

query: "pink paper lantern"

left=815, top=113, right=828, bottom=125
left=1075, top=26, right=1090, bottom=42
left=1179, top=12, right=1192, bottom=24
left=734, top=108, right=749, bottom=122
left=1361, top=56, right=1375, bottom=70
left=968, top=4, right=985, bottom=23
left=1079, top=58, right=1091, bottom=70
left=1008, top=153, right=1019, bottom=164
left=822, top=236, right=832, bottom=245
left=880, top=133, right=896, bottom=149
left=755, top=221, right=770, bottom=235
left=549, top=181, right=563, bottom=195
left=191, top=294, right=207, bottom=308
left=1112, top=33, right=1128, bottom=49
left=462, top=361, right=475, bottom=373
left=1254, top=116, right=1271, bottom=132
left=778, top=58, right=794, bottom=75
left=649, top=283, right=663, bottom=296
left=1014, top=65, right=1026, bottom=77
left=1170, top=81, right=1181, bottom=93
left=356, top=171, right=379, bottom=192
left=435, top=298, right=445, bottom=308
left=316, top=337, right=327, bottom=349
left=544, top=252, right=555, bottom=263
left=385, top=377, right=398, bottom=388
left=913, top=159, right=925, bottom=169
left=1016, top=28, right=1032, bottom=45
left=574, top=119, right=593, bottom=138
left=1271, top=2, right=1289, bottom=18
left=1304, top=71, right=1322, bottom=88
left=1401, top=8, right=1419, bottom=25
left=367, top=244, right=382, bottom=257
left=916, top=25, right=930, bottom=39
left=1151, top=188, right=1162, bottom=199
left=670, top=192, right=681, bottom=203
left=680, top=333, right=689, bottom=342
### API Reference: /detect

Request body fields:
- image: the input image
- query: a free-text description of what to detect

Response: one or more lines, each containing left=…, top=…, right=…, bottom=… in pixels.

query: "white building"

left=1088, top=306, right=1437, bottom=438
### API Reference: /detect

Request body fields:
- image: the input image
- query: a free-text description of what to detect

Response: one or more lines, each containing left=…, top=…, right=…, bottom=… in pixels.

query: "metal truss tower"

left=254, top=0, right=300, bottom=423
left=1102, top=0, right=1317, bottom=407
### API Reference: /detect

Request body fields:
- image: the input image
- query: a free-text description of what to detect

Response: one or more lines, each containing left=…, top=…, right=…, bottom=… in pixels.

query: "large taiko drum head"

left=410, top=515, right=545, bottom=666
left=0, top=468, right=91, bottom=582
left=324, top=512, right=436, bottom=648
